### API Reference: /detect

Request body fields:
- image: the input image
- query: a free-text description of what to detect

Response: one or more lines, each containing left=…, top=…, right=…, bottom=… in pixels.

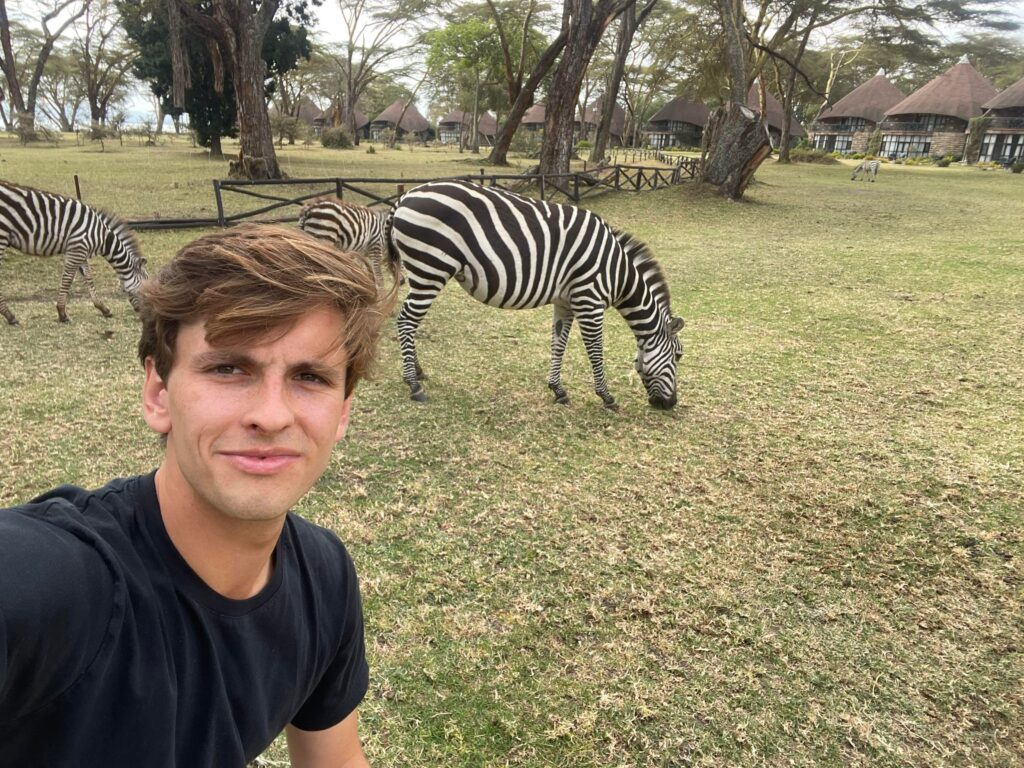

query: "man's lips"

left=220, top=450, right=301, bottom=474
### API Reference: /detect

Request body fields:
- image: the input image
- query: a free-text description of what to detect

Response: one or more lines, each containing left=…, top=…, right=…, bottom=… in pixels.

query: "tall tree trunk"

left=590, top=0, right=655, bottom=164
left=776, top=21, right=813, bottom=164
left=231, top=16, right=280, bottom=179
left=487, top=29, right=568, bottom=166
left=471, top=75, right=481, bottom=154
left=700, top=0, right=770, bottom=200
left=210, top=133, right=224, bottom=159
left=538, top=0, right=634, bottom=176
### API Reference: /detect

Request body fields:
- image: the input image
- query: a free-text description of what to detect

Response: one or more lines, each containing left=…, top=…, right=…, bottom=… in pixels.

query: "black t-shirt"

left=0, top=473, right=368, bottom=767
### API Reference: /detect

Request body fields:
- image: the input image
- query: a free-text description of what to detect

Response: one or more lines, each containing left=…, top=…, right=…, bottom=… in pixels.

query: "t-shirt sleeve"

left=0, top=503, right=115, bottom=721
left=290, top=541, right=369, bottom=731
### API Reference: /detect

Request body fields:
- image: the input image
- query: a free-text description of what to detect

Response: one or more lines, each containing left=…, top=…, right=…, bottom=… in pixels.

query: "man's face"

left=143, top=307, right=352, bottom=524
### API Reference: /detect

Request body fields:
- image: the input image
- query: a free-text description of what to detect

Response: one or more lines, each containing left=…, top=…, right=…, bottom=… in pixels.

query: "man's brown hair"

left=138, top=223, right=394, bottom=397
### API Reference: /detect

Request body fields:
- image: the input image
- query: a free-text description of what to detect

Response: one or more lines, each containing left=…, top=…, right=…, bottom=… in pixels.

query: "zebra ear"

left=670, top=316, right=684, bottom=334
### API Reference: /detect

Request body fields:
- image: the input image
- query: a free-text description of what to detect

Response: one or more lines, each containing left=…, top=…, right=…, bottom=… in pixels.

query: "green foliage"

left=320, top=127, right=353, bottom=149
left=965, top=116, right=993, bottom=164
left=13, top=116, right=62, bottom=147
left=366, top=144, right=376, bottom=154
left=1012, top=162, right=1024, bottom=174
left=788, top=147, right=838, bottom=164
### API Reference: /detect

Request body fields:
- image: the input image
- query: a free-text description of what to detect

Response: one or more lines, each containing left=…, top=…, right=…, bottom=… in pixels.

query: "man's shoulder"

left=283, top=513, right=358, bottom=581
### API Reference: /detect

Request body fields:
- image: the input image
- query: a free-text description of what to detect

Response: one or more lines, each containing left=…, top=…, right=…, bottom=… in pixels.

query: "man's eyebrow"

left=192, top=350, right=256, bottom=369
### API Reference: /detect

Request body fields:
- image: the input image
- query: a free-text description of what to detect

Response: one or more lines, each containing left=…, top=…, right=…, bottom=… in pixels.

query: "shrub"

left=320, top=127, right=352, bottom=149
left=935, top=156, right=952, bottom=168
left=1012, top=162, right=1024, bottom=174
left=787, top=147, right=838, bottom=164
left=366, top=144, right=376, bottom=154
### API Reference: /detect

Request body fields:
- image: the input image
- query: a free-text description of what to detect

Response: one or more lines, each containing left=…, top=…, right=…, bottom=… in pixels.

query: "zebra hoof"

left=601, top=396, right=618, bottom=411
left=550, top=388, right=569, bottom=405
left=100, top=309, right=113, bottom=318
left=409, top=383, right=427, bottom=402
left=57, top=316, right=70, bottom=324
left=6, top=318, right=19, bottom=326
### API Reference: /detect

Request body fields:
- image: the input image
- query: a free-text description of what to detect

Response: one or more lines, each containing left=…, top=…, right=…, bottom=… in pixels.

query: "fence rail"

left=126, top=160, right=701, bottom=231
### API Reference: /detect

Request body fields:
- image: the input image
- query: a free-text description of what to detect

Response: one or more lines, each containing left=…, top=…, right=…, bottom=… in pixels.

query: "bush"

left=787, top=147, right=839, bottom=164
left=366, top=144, right=376, bottom=154
left=935, top=156, right=953, bottom=168
left=320, top=127, right=353, bottom=149
left=1012, top=162, right=1024, bottom=174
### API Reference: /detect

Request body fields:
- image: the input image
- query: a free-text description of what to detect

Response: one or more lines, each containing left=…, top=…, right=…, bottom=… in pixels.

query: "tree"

left=425, top=16, right=503, bottom=153
left=166, top=0, right=317, bottom=178
left=74, top=0, right=133, bottom=125
left=37, top=48, right=87, bottom=130
left=589, top=0, right=656, bottom=162
left=485, top=0, right=567, bottom=165
left=537, top=0, right=639, bottom=176
left=329, top=0, right=426, bottom=145
left=0, top=0, right=89, bottom=129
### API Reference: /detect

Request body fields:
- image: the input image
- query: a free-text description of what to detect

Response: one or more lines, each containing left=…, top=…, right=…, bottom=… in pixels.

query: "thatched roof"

left=819, top=71, right=905, bottom=123
left=746, top=85, right=806, bottom=137
left=522, top=103, right=545, bottom=125
left=648, top=96, right=710, bottom=127
left=885, top=57, right=997, bottom=121
left=578, top=98, right=626, bottom=137
left=331, top=103, right=368, bottom=130
left=372, top=99, right=431, bottom=133
left=983, top=75, right=1024, bottom=110
left=439, top=110, right=498, bottom=136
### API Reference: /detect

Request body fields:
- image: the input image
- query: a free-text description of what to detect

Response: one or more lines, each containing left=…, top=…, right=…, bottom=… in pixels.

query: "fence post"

left=213, top=180, right=226, bottom=227
left=397, top=184, right=405, bottom=198
left=614, top=166, right=621, bottom=190
left=573, top=173, right=579, bottom=202
left=335, top=179, right=343, bottom=199
left=74, top=174, right=82, bottom=201
left=539, top=174, right=546, bottom=200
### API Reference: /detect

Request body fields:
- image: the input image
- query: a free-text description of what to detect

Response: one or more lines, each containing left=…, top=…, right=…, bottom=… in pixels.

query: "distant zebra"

left=851, top=159, right=880, bottom=181
left=0, top=181, right=147, bottom=325
left=388, top=180, right=684, bottom=409
left=298, top=198, right=401, bottom=289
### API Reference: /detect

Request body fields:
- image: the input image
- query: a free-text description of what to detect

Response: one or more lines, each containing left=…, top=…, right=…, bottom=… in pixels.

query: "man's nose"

left=245, top=379, right=296, bottom=433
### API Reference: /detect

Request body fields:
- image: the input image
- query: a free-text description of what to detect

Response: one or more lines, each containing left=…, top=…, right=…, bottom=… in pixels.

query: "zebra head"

left=635, top=313, right=684, bottom=409
left=104, top=220, right=148, bottom=312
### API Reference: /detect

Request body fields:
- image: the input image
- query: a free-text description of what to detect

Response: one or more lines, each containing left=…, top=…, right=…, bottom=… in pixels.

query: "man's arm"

left=286, top=709, right=370, bottom=768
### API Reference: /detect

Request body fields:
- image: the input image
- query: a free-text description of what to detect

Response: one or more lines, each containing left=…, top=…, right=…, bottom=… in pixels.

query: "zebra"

left=298, top=198, right=402, bottom=289
left=851, top=159, right=880, bottom=181
left=388, top=179, right=684, bottom=409
left=0, top=180, right=148, bottom=325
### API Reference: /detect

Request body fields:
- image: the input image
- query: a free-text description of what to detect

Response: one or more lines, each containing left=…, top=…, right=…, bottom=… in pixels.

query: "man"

left=0, top=224, right=393, bottom=766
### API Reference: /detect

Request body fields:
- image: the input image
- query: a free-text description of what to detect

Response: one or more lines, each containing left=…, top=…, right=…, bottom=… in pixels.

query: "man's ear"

left=335, top=395, right=353, bottom=443
left=142, top=357, right=171, bottom=435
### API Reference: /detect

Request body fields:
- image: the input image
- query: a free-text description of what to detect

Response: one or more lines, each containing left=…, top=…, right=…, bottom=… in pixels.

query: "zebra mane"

left=97, top=209, right=141, bottom=257
left=613, top=228, right=672, bottom=310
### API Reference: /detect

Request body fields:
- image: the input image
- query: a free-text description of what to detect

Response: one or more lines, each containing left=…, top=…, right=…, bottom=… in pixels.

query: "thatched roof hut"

left=819, top=71, right=905, bottom=123
left=983, top=75, right=1024, bottom=111
left=885, top=57, right=996, bottom=121
left=371, top=99, right=431, bottom=136
left=439, top=110, right=498, bottom=138
left=747, top=84, right=806, bottom=138
left=647, top=96, right=710, bottom=127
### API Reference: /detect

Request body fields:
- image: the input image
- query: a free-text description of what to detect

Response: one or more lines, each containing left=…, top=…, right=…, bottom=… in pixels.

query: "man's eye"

left=298, top=372, right=328, bottom=384
left=211, top=364, right=241, bottom=375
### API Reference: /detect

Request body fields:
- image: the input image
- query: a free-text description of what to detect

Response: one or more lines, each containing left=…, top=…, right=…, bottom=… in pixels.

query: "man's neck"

left=153, top=466, right=284, bottom=600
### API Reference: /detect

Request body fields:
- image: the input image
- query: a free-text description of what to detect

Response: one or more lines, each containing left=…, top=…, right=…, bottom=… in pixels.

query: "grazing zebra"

left=388, top=180, right=684, bottom=409
left=298, top=198, right=401, bottom=289
left=0, top=180, right=147, bottom=325
left=851, top=159, right=880, bottom=181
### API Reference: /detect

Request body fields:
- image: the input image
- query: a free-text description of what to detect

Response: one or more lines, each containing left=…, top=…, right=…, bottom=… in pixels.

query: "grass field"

left=0, top=136, right=1021, bottom=767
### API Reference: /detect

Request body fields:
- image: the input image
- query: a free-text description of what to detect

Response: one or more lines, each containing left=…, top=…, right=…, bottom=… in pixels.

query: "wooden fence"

left=126, top=159, right=701, bottom=231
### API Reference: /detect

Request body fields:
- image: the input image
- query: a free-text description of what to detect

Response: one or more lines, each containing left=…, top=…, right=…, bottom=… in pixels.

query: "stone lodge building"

left=978, top=75, right=1024, bottom=164
left=811, top=70, right=905, bottom=154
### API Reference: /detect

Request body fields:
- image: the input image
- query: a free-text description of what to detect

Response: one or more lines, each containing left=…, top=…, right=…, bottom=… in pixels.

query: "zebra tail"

left=383, top=211, right=404, bottom=288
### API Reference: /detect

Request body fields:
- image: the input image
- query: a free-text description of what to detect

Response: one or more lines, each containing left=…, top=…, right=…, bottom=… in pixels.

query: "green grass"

left=1, top=136, right=1022, bottom=767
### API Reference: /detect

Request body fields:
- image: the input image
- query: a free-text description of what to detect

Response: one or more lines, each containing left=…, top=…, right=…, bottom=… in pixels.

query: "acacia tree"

left=166, top=0, right=316, bottom=178
left=538, top=0, right=639, bottom=176
left=74, top=0, right=133, bottom=124
left=425, top=17, right=503, bottom=152
left=37, top=48, right=87, bottom=130
left=589, top=0, right=656, bottom=162
left=329, top=0, right=425, bottom=145
left=0, top=0, right=89, bottom=129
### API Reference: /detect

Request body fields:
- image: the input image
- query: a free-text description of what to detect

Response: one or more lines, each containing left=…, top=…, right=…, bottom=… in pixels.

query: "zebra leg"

left=368, top=244, right=385, bottom=291
left=576, top=307, right=617, bottom=410
left=396, top=284, right=445, bottom=402
left=0, top=239, right=16, bottom=324
left=547, top=303, right=574, bottom=405
left=56, top=248, right=90, bottom=323
left=78, top=261, right=113, bottom=318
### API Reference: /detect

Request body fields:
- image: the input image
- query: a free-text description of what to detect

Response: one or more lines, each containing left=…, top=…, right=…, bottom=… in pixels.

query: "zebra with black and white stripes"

left=388, top=180, right=684, bottom=409
left=298, top=198, right=401, bottom=289
left=0, top=180, right=148, bottom=325
left=851, top=159, right=880, bottom=181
